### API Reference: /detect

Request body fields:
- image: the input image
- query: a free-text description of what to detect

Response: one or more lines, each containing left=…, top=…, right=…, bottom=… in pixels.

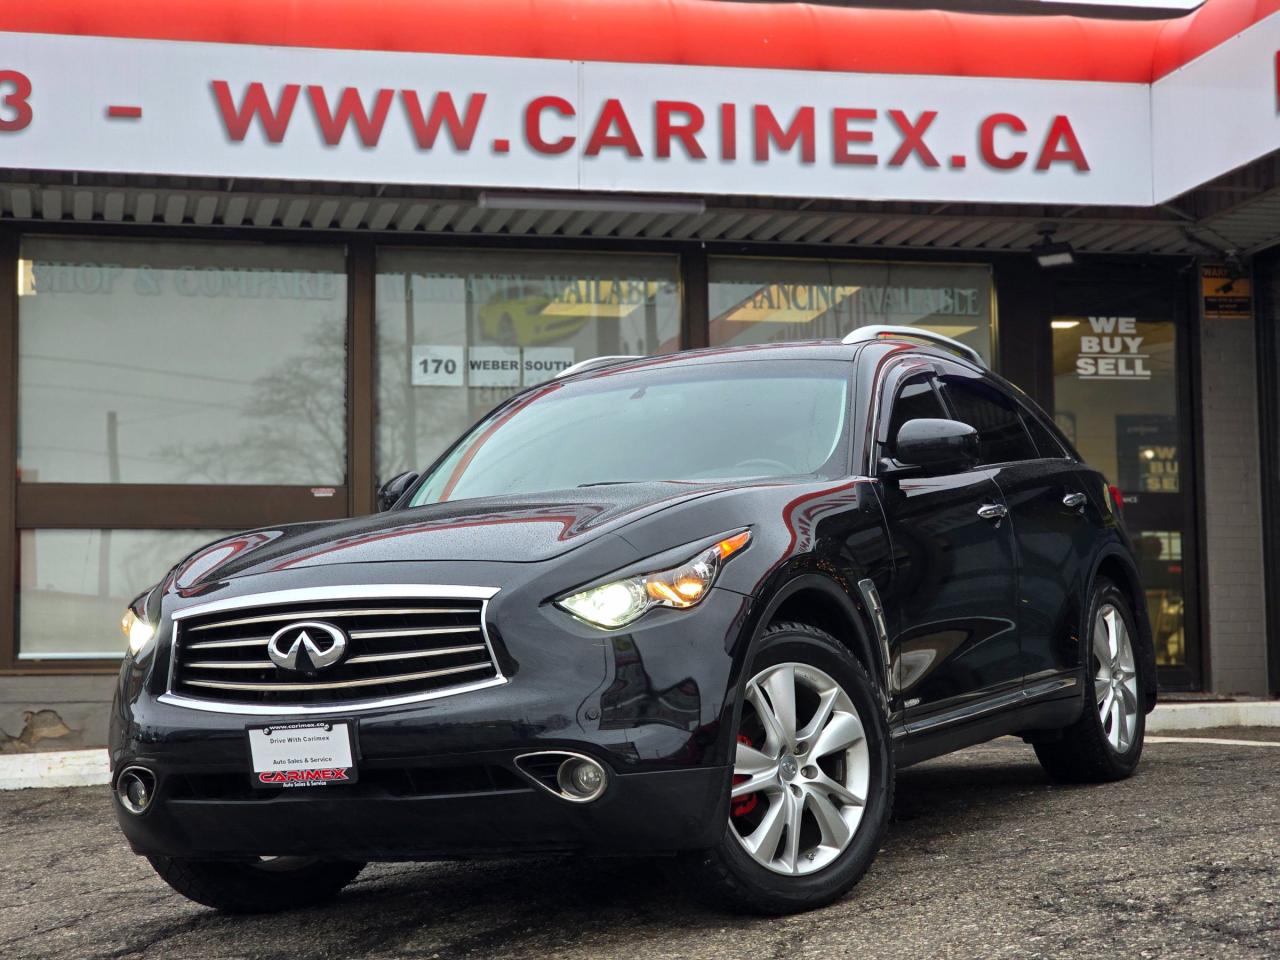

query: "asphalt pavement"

left=2, top=729, right=1277, bottom=960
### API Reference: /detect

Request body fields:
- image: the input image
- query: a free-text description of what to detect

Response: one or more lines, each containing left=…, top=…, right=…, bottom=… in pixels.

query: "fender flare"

left=729, top=572, right=888, bottom=720
left=1084, top=545, right=1158, bottom=713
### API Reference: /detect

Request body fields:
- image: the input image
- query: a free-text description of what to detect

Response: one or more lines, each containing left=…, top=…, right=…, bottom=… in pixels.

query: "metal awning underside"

left=3, top=151, right=1277, bottom=259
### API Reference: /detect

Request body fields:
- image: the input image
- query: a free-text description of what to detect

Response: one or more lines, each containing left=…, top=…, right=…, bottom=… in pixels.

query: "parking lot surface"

left=2, top=729, right=1276, bottom=960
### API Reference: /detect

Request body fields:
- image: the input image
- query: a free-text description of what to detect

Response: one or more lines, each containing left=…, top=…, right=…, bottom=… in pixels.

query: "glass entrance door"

left=1049, top=272, right=1199, bottom=689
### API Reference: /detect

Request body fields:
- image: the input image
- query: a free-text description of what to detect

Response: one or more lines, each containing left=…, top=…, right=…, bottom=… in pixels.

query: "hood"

left=167, top=482, right=728, bottom=590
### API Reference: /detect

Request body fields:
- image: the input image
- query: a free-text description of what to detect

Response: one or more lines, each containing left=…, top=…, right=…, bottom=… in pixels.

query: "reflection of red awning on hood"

left=2, top=0, right=1277, bottom=83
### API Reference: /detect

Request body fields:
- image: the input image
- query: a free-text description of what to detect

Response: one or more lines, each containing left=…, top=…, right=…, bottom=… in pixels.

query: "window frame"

left=5, top=233, right=358, bottom=669
left=935, top=360, right=1042, bottom=467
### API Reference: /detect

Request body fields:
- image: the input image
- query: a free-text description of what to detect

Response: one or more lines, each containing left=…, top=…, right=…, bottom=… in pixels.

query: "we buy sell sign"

left=0, top=17, right=1277, bottom=207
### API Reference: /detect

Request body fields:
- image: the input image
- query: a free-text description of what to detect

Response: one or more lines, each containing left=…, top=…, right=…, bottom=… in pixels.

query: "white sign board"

left=1074, top=317, right=1151, bottom=381
left=0, top=31, right=1149, bottom=205
left=467, top=346, right=522, bottom=387
left=410, top=345, right=465, bottom=387
left=522, top=347, right=576, bottom=385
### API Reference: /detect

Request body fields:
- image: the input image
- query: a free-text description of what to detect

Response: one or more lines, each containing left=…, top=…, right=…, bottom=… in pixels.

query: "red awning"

left=1, top=0, right=1277, bottom=83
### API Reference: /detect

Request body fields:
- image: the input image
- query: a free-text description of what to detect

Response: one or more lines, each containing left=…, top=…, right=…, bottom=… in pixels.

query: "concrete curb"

left=0, top=749, right=110, bottom=790
left=1145, top=700, right=1279, bottom=732
left=0, top=701, right=1274, bottom=790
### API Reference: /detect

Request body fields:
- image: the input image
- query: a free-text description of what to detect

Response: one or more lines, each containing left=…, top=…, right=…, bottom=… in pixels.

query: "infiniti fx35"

left=110, top=328, right=1155, bottom=915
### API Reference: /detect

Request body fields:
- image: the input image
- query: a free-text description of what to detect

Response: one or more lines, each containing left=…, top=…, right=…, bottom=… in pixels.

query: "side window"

left=941, top=373, right=1038, bottom=465
left=886, top=374, right=948, bottom=447
left=1020, top=408, right=1067, bottom=459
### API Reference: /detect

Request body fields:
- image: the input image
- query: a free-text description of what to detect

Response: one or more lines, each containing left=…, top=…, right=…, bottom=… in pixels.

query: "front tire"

left=1034, top=577, right=1146, bottom=783
left=686, top=621, right=893, bottom=914
left=146, top=855, right=365, bottom=913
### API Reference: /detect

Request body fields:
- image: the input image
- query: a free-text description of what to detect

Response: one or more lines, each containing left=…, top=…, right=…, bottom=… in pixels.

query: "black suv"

left=110, top=328, right=1154, bottom=915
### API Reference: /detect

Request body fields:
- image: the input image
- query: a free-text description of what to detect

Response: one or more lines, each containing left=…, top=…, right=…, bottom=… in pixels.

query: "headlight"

left=557, top=530, right=750, bottom=629
left=121, top=608, right=156, bottom=656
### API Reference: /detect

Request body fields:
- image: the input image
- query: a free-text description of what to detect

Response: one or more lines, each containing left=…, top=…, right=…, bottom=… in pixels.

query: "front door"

left=873, top=366, right=1020, bottom=722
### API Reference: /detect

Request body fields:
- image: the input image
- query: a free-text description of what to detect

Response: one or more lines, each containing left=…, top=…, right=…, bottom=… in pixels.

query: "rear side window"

left=1020, top=409, right=1066, bottom=459
left=941, top=374, right=1038, bottom=465
left=887, top=375, right=948, bottom=443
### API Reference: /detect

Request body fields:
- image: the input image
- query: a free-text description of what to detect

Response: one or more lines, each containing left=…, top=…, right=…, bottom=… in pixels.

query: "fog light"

left=116, top=766, right=156, bottom=815
left=556, top=756, right=608, bottom=802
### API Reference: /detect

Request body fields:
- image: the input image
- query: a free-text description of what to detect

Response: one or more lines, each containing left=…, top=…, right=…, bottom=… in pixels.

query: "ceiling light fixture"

left=1033, top=228, right=1075, bottom=268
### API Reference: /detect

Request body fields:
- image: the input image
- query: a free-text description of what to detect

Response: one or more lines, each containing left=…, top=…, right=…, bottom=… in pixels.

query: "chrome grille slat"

left=345, top=644, right=488, bottom=665
left=182, top=661, right=493, bottom=692
left=185, top=660, right=275, bottom=670
left=347, top=626, right=480, bottom=640
left=168, top=590, right=501, bottom=711
left=186, top=636, right=271, bottom=651
left=188, top=607, right=478, bottom=632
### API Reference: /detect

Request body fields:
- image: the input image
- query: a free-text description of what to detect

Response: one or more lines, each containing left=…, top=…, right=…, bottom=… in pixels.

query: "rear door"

left=937, top=363, right=1095, bottom=694
left=873, top=363, right=1021, bottom=721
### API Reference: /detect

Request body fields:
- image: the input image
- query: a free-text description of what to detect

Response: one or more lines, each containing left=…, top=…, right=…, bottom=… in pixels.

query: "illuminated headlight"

left=557, top=531, right=750, bottom=629
left=121, top=608, right=156, bottom=657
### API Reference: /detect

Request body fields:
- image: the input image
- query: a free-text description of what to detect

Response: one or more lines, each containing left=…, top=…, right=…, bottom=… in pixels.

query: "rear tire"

left=685, top=621, right=893, bottom=915
left=1034, top=577, right=1146, bottom=783
left=146, top=855, right=364, bottom=913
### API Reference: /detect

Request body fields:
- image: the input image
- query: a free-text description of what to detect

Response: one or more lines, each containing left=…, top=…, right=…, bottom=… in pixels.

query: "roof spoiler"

left=842, top=325, right=985, bottom=368
left=555, top=354, right=643, bottom=379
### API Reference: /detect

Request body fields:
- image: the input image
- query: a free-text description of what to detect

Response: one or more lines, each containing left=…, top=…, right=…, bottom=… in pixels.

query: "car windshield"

left=410, top=360, right=850, bottom=505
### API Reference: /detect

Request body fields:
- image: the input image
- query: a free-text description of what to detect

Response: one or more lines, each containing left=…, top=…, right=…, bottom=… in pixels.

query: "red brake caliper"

left=731, top=734, right=759, bottom=818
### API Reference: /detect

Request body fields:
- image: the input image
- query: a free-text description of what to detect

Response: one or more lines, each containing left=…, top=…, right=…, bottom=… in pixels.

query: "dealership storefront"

left=1, top=0, right=1278, bottom=748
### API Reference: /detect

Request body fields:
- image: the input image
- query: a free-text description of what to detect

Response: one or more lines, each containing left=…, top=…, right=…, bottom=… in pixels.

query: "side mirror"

left=890, top=419, right=978, bottom=475
left=376, top=471, right=419, bottom=512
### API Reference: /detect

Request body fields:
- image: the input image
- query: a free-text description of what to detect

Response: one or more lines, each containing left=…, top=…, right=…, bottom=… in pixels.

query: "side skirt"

left=892, top=676, right=1083, bottom=769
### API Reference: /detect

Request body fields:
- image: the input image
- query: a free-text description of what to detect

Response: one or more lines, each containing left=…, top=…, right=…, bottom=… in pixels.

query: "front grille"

left=169, top=595, right=501, bottom=709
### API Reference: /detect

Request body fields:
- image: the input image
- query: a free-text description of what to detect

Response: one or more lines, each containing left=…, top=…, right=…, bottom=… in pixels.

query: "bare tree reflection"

left=157, top=328, right=347, bottom=484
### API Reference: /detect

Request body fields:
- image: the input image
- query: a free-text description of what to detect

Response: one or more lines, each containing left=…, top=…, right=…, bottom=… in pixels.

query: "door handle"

left=1062, top=492, right=1087, bottom=510
left=977, top=503, right=1008, bottom=521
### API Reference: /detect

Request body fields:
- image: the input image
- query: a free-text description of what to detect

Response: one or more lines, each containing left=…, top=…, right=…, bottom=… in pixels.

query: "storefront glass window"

left=374, top=249, right=681, bottom=480
left=1051, top=303, right=1189, bottom=673
left=17, top=238, right=348, bottom=485
left=17, top=529, right=222, bottom=659
left=708, top=258, right=993, bottom=363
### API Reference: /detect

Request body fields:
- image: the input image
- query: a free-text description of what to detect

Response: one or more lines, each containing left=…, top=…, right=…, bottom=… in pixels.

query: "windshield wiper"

left=576, top=480, right=652, bottom=488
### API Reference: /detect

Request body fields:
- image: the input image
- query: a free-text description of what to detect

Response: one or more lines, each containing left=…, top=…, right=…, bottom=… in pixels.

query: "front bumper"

left=111, top=565, right=749, bottom=860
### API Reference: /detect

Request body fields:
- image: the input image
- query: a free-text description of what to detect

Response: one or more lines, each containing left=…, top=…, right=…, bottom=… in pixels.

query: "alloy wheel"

left=1093, top=603, right=1139, bottom=753
left=730, top=662, right=870, bottom=876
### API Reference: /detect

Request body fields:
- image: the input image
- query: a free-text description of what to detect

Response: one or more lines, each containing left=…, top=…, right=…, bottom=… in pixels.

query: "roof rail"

left=842, top=325, right=985, bottom=367
left=555, top=354, right=643, bottom=379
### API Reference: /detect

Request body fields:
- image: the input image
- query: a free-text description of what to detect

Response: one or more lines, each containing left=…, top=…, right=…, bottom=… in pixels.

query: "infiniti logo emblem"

left=267, top=621, right=348, bottom=673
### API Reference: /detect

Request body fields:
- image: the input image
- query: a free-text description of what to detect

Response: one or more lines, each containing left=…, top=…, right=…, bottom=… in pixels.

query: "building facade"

left=2, top=0, right=1279, bottom=750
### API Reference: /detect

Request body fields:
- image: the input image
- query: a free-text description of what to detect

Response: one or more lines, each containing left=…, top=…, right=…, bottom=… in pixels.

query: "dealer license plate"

left=247, top=721, right=357, bottom=789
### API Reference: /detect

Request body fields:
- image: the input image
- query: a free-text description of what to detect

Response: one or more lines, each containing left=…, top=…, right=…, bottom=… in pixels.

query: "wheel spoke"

left=805, top=788, right=852, bottom=850
left=809, top=768, right=863, bottom=807
left=781, top=791, right=804, bottom=874
left=810, top=710, right=865, bottom=760
left=796, top=686, right=840, bottom=744
left=1099, top=688, right=1115, bottom=727
left=1115, top=619, right=1135, bottom=670
left=762, top=666, right=799, bottom=749
left=742, top=794, right=787, bottom=862
left=1118, top=681, right=1138, bottom=716
left=1092, top=618, right=1111, bottom=671
left=1107, top=697, right=1123, bottom=749
left=1094, top=677, right=1110, bottom=704
left=746, top=682, right=788, bottom=758
left=1104, top=608, right=1121, bottom=661
left=734, top=741, right=776, bottom=776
